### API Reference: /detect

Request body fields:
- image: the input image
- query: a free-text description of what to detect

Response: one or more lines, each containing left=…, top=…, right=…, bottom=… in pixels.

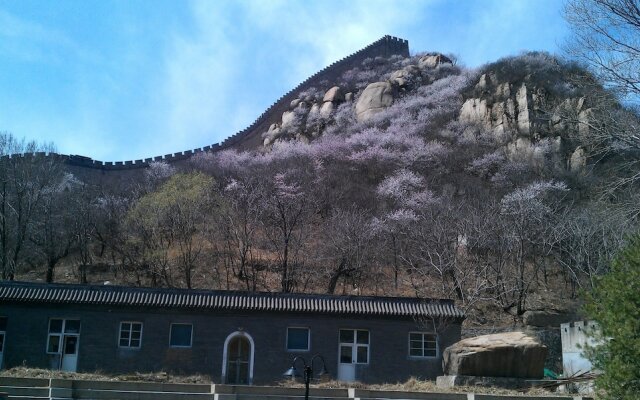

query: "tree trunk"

left=45, top=259, right=56, bottom=283
left=326, top=260, right=347, bottom=294
left=281, top=238, right=290, bottom=292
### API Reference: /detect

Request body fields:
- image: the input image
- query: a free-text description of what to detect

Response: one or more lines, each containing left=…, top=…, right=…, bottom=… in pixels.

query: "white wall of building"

left=560, top=320, right=599, bottom=393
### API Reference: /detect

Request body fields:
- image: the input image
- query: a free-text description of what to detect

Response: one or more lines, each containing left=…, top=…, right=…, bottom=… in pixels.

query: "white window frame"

left=118, top=321, right=143, bottom=349
left=408, top=331, right=438, bottom=358
left=46, top=318, right=63, bottom=354
left=46, top=318, right=80, bottom=355
left=339, top=329, right=370, bottom=365
left=169, top=323, right=193, bottom=348
left=286, top=327, right=310, bottom=352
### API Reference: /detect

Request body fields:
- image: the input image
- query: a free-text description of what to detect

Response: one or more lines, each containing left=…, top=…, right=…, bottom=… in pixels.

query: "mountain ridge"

left=1, top=35, right=409, bottom=171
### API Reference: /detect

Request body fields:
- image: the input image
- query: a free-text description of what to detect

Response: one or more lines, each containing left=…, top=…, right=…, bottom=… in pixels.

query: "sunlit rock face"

left=260, top=50, right=594, bottom=175
left=460, top=71, right=593, bottom=172
left=442, top=332, right=548, bottom=379
left=355, top=81, right=395, bottom=122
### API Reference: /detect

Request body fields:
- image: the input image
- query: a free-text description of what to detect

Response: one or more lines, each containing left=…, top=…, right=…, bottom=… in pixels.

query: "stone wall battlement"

left=1, top=35, right=410, bottom=171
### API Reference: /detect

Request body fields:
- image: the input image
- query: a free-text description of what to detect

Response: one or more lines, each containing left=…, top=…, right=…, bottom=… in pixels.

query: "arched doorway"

left=222, top=331, right=254, bottom=384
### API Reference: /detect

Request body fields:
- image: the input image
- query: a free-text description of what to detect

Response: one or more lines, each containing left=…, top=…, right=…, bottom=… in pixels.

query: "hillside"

left=2, top=38, right=639, bottom=338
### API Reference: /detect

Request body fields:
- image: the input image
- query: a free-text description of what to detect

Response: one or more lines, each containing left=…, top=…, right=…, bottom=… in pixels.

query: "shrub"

left=583, top=235, right=640, bottom=400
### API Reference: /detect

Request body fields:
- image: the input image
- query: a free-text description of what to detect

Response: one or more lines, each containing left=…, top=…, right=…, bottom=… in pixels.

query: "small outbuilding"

left=0, top=281, right=464, bottom=384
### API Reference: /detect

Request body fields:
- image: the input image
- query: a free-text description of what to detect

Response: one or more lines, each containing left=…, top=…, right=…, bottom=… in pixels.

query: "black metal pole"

left=284, top=354, right=328, bottom=400
left=304, top=365, right=311, bottom=400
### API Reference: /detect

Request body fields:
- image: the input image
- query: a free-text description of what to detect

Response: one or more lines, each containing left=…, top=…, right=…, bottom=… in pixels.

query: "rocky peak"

left=261, top=52, right=454, bottom=145
left=260, top=51, right=591, bottom=174
left=460, top=66, right=593, bottom=172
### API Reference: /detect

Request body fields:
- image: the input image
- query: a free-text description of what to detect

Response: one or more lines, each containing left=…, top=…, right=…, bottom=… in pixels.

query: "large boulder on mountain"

left=389, top=65, right=422, bottom=88
left=389, top=69, right=408, bottom=87
left=569, top=147, right=587, bottom=172
left=281, top=110, right=296, bottom=128
left=442, top=332, right=547, bottom=378
left=323, top=86, right=344, bottom=103
left=262, top=123, right=282, bottom=146
left=320, top=101, right=334, bottom=117
left=355, top=81, right=394, bottom=122
left=419, top=53, right=452, bottom=69
left=309, top=103, right=320, bottom=116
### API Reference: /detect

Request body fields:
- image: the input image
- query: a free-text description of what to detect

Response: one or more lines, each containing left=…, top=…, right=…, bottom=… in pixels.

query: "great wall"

left=2, top=35, right=409, bottom=178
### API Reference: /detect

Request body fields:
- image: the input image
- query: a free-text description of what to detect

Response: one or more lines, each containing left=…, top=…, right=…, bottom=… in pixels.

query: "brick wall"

left=1, top=302, right=460, bottom=384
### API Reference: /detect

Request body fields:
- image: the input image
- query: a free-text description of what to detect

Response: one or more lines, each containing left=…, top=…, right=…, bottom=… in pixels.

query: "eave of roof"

left=0, top=281, right=465, bottom=319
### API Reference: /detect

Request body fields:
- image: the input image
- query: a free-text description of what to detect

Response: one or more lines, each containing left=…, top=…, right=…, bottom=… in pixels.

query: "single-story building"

left=0, top=281, right=464, bottom=384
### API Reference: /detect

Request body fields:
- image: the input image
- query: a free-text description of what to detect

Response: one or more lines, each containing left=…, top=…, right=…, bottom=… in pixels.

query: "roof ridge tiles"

left=1, top=280, right=449, bottom=301
left=0, top=280, right=464, bottom=319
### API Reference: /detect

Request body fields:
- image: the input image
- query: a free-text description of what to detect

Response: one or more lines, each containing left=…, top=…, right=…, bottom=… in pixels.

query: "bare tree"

left=550, top=203, right=631, bottom=291
left=492, top=181, right=568, bottom=316
left=400, top=203, right=465, bottom=301
left=71, top=181, right=100, bottom=284
left=261, top=170, right=318, bottom=293
left=564, top=0, right=640, bottom=101
left=123, top=194, right=173, bottom=287
left=126, top=172, right=216, bottom=289
left=216, top=176, right=265, bottom=291
left=320, top=207, right=376, bottom=294
left=0, top=132, right=62, bottom=280
left=30, top=173, right=80, bottom=282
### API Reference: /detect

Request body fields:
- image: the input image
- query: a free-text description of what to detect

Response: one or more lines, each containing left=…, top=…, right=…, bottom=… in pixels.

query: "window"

left=170, top=324, right=192, bottom=347
left=47, top=319, right=63, bottom=353
left=286, top=327, right=310, bottom=351
left=409, top=332, right=438, bottom=358
left=339, top=329, right=369, bottom=364
left=119, top=322, right=143, bottom=348
left=47, top=319, right=80, bottom=354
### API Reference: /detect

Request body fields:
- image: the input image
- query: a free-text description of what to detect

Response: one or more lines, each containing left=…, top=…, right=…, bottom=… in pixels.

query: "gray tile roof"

left=0, top=281, right=464, bottom=319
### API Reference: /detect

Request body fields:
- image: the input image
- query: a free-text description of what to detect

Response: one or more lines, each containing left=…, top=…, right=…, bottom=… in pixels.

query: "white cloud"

left=0, top=0, right=567, bottom=161
left=154, top=2, right=241, bottom=154
left=445, top=0, right=566, bottom=67
left=0, top=9, right=97, bottom=65
left=240, top=0, right=427, bottom=81
left=154, top=0, right=430, bottom=154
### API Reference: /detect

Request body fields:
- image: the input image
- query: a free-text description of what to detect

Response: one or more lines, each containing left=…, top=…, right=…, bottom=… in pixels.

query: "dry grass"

left=0, top=367, right=211, bottom=384
left=279, top=376, right=559, bottom=396
left=2, top=368, right=567, bottom=396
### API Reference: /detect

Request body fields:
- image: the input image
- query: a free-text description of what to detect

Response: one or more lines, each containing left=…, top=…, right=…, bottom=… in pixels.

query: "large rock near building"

left=442, top=332, right=547, bottom=379
left=355, top=81, right=394, bottom=122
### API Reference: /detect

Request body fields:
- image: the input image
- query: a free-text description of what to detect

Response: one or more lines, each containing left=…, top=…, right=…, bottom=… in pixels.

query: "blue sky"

left=0, top=0, right=568, bottom=161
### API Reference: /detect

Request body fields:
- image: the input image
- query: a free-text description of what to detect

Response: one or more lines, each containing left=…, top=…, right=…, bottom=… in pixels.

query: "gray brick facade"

left=0, top=283, right=463, bottom=384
